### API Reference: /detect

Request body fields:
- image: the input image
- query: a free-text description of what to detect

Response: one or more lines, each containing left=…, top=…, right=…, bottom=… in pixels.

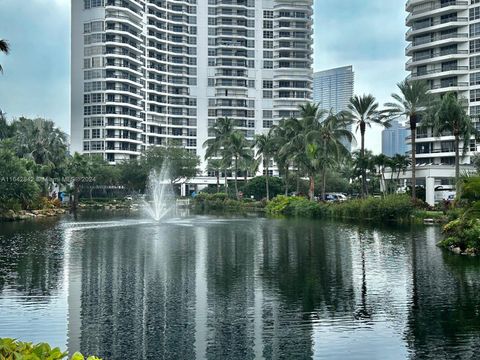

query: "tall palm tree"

left=224, top=131, right=252, bottom=199
left=0, top=39, right=9, bottom=74
left=306, top=111, right=355, bottom=200
left=279, top=104, right=332, bottom=200
left=203, top=117, right=235, bottom=186
left=426, top=92, right=477, bottom=182
left=352, top=150, right=376, bottom=196
left=270, top=120, right=291, bottom=195
left=207, top=158, right=223, bottom=192
left=254, top=131, right=276, bottom=200
left=384, top=79, right=431, bottom=200
left=374, top=154, right=390, bottom=196
left=348, top=94, right=389, bottom=197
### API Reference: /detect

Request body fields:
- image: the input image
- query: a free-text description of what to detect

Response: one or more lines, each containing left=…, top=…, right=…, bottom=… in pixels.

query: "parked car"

left=324, top=193, right=348, bottom=202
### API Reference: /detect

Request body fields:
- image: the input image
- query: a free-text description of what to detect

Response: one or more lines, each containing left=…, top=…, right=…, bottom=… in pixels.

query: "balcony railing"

left=406, top=33, right=468, bottom=51
left=431, top=81, right=469, bottom=89
left=410, top=65, right=469, bottom=77
left=409, top=1, right=468, bottom=17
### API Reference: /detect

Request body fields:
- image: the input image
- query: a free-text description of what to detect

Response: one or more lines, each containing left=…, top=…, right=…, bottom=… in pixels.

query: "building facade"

left=313, top=65, right=354, bottom=114
left=313, top=65, right=354, bottom=151
left=405, top=0, right=480, bottom=166
left=381, top=120, right=410, bottom=157
left=71, top=0, right=313, bottom=169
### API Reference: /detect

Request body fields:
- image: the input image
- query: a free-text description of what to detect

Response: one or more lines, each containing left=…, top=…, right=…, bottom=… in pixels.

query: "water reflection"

left=1, top=215, right=480, bottom=359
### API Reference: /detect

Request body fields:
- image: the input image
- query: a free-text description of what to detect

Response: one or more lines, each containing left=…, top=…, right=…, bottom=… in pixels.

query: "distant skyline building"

left=381, top=120, right=410, bottom=157
left=71, top=0, right=314, bottom=169
left=313, top=65, right=354, bottom=114
left=313, top=65, right=354, bottom=151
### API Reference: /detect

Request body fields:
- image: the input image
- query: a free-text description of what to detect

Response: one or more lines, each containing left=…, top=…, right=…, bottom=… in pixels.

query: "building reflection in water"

left=65, top=219, right=358, bottom=359
left=62, top=217, right=480, bottom=359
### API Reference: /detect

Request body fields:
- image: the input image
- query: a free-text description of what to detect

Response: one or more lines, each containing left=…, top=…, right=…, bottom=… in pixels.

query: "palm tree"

left=392, top=154, right=411, bottom=189
left=352, top=150, right=376, bottom=196
left=203, top=117, right=235, bottom=187
left=207, top=158, right=223, bottom=192
left=224, top=131, right=252, bottom=199
left=279, top=104, right=332, bottom=200
left=13, top=117, right=68, bottom=167
left=374, top=154, right=390, bottom=196
left=254, top=131, right=276, bottom=200
left=426, top=92, right=477, bottom=182
left=0, top=39, right=9, bottom=74
left=270, top=120, right=291, bottom=195
left=384, top=79, right=431, bottom=200
left=348, top=94, right=389, bottom=197
left=306, top=111, right=355, bottom=200
left=11, top=117, right=68, bottom=194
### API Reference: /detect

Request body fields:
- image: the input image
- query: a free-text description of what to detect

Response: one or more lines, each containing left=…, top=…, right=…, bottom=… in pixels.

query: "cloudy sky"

left=0, top=0, right=407, bottom=152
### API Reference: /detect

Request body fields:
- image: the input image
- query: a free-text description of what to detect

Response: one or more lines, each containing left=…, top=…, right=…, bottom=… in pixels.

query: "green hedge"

left=266, top=195, right=416, bottom=223
left=0, top=338, right=100, bottom=360
left=193, top=193, right=265, bottom=211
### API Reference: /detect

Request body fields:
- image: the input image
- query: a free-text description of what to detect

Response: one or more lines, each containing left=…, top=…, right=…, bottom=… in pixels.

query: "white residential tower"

left=71, top=0, right=313, bottom=169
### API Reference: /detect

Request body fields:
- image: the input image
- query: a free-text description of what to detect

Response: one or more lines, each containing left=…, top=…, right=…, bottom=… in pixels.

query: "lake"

left=1, top=212, right=480, bottom=359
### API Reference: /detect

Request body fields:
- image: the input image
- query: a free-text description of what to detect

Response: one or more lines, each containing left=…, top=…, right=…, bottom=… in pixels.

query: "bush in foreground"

left=439, top=177, right=480, bottom=253
left=0, top=338, right=101, bottom=360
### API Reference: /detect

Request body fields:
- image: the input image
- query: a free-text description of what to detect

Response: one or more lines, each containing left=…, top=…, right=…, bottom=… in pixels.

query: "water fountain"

left=143, top=164, right=176, bottom=221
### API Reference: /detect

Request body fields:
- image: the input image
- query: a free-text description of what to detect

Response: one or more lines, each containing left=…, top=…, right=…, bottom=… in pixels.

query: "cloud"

left=0, top=0, right=71, bottom=133
left=314, top=0, right=407, bottom=152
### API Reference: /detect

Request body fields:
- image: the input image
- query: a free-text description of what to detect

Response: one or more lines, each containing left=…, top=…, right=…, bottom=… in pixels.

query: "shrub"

left=0, top=338, right=101, bottom=360
left=267, top=194, right=415, bottom=223
left=440, top=218, right=480, bottom=251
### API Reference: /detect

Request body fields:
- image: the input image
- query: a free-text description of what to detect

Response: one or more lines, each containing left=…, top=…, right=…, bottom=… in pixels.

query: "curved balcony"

left=406, top=50, right=468, bottom=69
left=406, top=17, right=467, bottom=40
left=409, top=65, right=468, bottom=80
left=406, top=32, right=468, bottom=55
left=406, top=1, right=468, bottom=25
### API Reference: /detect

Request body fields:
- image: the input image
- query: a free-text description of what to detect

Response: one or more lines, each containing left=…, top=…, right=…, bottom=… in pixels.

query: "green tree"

left=384, top=79, right=431, bottom=200
left=11, top=117, right=68, bottom=194
left=118, top=159, right=148, bottom=193
left=0, top=110, right=12, bottom=140
left=241, top=176, right=284, bottom=200
left=374, top=154, right=391, bottom=196
left=254, top=131, right=276, bottom=200
left=224, top=131, right=252, bottom=199
left=207, top=158, right=224, bottom=192
left=352, top=150, right=376, bottom=196
left=271, top=119, right=293, bottom=195
left=347, top=95, right=389, bottom=197
left=279, top=104, right=327, bottom=200
left=203, top=117, right=235, bottom=186
left=144, top=146, right=199, bottom=183
left=66, top=153, right=93, bottom=210
left=0, top=149, right=40, bottom=210
left=426, top=92, right=477, bottom=182
left=306, top=111, right=354, bottom=200
left=391, top=154, right=411, bottom=189
left=0, top=39, right=9, bottom=74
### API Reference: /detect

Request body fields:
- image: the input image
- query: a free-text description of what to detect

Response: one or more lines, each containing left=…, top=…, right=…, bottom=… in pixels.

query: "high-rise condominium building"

left=381, top=120, right=410, bottom=157
left=405, top=0, right=480, bottom=167
left=71, top=0, right=313, bottom=168
left=313, top=65, right=354, bottom=114
left=313, top=65, right=354, bottom=151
